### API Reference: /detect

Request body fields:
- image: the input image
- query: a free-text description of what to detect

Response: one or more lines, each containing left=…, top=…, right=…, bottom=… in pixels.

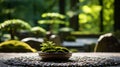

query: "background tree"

left=0, top=19, right=31, bottom=40
left=38, top=13, right=67, bottom=34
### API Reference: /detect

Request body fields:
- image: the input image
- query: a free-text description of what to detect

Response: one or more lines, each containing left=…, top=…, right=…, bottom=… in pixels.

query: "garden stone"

left=94, top=33, right=120, bottom=52
left=21, top=37, right=43, bottom=50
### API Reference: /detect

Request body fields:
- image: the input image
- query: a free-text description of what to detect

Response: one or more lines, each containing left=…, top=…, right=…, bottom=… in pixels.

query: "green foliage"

left=38, top=12, right=67, bottom=34
left=0, top=0, right=58, bottom=25
left=0, top=0, right=115, bottom=34
left=78, top=0, right=102, bottom=33
left=0, top=19, right=31, bottom=39
left=0, top=19, right=31, bottom=31
left=41, top=13, right=65, bottom=19
left=59, top=27, right=74, bottom=32
left=103, top=0, right=114, bottom=32
left=31, top=26, right=46, bottom=36
left=38, top=20, right=66, bottom=24
left=72, top=0, right=114, bottom=33
left=0, top=40, right=36, bottom=52
left=41, top=41, right=70, bottom=53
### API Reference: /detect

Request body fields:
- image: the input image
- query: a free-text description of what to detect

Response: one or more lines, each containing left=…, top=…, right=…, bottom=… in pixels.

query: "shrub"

left=0, top=40, right=36, bottom=52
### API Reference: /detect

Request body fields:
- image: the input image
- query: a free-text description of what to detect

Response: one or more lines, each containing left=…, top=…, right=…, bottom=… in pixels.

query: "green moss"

left=0, top=40, right=36, bottom=52
left=40, top=41, right=70, bottom=53
left=44, top=50, right=56, bottom=53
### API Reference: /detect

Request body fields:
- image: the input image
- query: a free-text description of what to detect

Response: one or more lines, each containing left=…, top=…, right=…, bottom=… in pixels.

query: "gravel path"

left=0, top=52, right=120, bottom=67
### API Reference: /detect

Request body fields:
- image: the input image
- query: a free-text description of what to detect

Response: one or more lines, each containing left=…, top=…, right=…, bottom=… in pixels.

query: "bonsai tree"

left=39, top=41, right=71, bottom=61
left=0, top=19, right=31, bottom=40
left=38, top=12, right=68, bottom=34
left=40, top=41, right=70, bottom=53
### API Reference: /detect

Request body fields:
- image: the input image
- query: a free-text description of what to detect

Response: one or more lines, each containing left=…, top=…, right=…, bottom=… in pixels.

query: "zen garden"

left=0, top=0, right=120, bottom=67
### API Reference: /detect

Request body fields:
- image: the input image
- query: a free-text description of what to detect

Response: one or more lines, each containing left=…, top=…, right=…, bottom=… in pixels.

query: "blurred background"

left=0, top=0, right=120, bottom=52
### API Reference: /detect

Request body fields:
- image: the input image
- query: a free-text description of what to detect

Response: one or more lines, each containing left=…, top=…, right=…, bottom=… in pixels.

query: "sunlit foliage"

left=0, top=0, right=115, bottom=34
left=38, top=13, right=67, bottom=34
left=79, top=0, right=101, bottom=33
left=103, top=0, right=114, bottom=32
left=31, top=26, right=47, bottom=36
left=0, top=19, right=31, bottom=39
left=78, top=0, right=114, bottom=34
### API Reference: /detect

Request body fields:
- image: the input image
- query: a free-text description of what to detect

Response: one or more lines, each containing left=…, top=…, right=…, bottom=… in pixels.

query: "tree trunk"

left=9, top=30, right=15, bottom=40
left=59, top=0, right=65, bottom=15
left=59, top=0, right=66, bottom=28
left=69, top=0, right=79, bottom=31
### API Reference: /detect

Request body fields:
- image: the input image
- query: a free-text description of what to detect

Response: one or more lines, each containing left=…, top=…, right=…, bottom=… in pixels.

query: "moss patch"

left=0, top=40, right=36, bottom=52
left=41, top=41, right=70, bottom=53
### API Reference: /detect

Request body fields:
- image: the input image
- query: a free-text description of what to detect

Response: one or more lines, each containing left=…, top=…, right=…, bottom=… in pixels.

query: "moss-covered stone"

left=0, top=40, right=36, bottom=52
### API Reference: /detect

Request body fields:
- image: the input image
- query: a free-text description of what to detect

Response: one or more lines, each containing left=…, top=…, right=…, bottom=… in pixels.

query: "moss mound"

left=41, top=41, right=70, bottom=53
left=0, top=40, right=36, bottom=52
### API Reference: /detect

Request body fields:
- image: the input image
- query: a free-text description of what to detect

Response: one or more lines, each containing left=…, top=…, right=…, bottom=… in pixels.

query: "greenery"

left=103, top=0, right=114, bottom=32
left=0, top=19, right=31, bottom=40
left=0, top=40, right=36, bottom=52
left=0, top=0, right=117, bottom=52
left=38, top=12, right=68, bottom=34
left=40, top=41, right=70, bottom=53
left=66, top=0, right=114, bottom=33
left=59, top=27, right=74, bottom=32
left=78, top=0, right=101, bottom=33
left=0, top=0, right=115, bottom=34
left=30, top=26, right=47, bottom=37
left=0, top=0, right=58, bottom=25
